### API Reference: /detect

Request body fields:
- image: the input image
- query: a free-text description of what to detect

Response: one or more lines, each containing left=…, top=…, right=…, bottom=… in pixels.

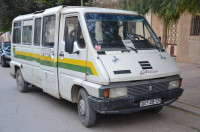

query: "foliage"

left=0, top=0, right=88, bottom=32
left=117, top=0, right=200, bottom=26
left=85, top=0, right=115, bottom=8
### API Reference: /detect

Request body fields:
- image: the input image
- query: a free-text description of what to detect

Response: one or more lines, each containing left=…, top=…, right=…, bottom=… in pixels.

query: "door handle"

left=59, top=51, right=64, bottom=57
left=51, top=51, right=55, bottom=56
left=59, top=53, right=64, bottom=56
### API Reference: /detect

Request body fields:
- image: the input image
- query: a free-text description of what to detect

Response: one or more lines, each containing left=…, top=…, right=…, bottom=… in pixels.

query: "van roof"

left=13, top=6, right=138, bottom=21
left=61, top=6, right=138, bottom=15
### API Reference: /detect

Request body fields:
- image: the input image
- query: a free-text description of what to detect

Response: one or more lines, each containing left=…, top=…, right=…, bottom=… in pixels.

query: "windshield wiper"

left=121, top=49, right=130, bottom=53
left=126, top=33, right=138, bottom=53
left=124, top=45, right=138, bottom=53
left=154, top=37, right=165, bottom=51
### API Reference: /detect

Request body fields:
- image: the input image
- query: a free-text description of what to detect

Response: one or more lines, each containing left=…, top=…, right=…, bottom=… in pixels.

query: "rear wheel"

left=1, top=57, right=6, bottom=67
left=77, top=89, right=96, bottom=127
left=147, top=106, right=163, bottom=113
left=16, top=69, right=29, bottom=92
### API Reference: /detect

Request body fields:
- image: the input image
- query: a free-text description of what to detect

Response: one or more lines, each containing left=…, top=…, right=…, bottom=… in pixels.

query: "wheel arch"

left=71, top=84, right=86, bottom=103
left=14, top=65, right=20, bottom=74
left=10, top=61, right=22, bottom=77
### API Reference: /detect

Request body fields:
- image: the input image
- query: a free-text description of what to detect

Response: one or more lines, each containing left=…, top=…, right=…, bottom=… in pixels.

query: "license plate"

left=140, top=98, right=161, bottom=107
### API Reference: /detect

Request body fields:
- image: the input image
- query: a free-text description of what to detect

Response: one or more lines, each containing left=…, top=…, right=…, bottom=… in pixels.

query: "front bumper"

left=88, top=88, right=183, bottom=114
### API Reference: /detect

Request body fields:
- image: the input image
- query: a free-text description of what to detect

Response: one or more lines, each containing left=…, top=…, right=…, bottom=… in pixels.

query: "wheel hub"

left=79, top=98, right=86, bottom=116
left=17, top=75, right=22, bottom=88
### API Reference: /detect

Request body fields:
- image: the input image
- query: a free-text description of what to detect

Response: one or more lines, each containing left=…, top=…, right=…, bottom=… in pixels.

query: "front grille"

left=128, top=81, right=169, bottom=96
left=139, top=61, right=152, bottom=69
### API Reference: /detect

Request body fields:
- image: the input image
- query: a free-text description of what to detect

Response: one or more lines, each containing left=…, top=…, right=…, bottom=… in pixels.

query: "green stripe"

left=58, top=62, right=85, bottom=72
left=14, top=54, right=57, bottom=67
left=14, top=53, right=93, bottom=74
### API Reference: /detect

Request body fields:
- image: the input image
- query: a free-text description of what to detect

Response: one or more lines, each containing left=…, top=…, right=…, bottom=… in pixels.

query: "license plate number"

left=140, top=98, right=161, bottom=107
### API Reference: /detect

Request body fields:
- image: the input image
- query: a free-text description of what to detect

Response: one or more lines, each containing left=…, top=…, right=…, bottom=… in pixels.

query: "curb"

left=170, top=101, right=200, bottom=116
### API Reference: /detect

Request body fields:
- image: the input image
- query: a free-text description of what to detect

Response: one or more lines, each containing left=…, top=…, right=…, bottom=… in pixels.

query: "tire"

left=1, top=57, right=6, bottom=67
left=147, top=106, right=163, bottom=113
left=77, top=89, right=96, bottom=127
left=16, top=69, right=29, bottom=93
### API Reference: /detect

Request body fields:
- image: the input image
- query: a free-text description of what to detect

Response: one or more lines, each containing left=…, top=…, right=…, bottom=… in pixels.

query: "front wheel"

left=16, top=69, right=29, bottom=93
left=77, top=89, right=96, bottom=127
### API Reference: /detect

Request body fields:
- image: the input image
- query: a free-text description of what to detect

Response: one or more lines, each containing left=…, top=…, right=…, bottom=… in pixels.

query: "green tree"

left=117, top=0, right=200, bottom=47
left=0, top=0, right=88, bottom=33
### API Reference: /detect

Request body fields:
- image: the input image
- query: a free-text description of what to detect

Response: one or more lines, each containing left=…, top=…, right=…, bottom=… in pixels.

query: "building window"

left=190, top=15, right=200, bottom=36
left=13, top=21, right=21, bottom=44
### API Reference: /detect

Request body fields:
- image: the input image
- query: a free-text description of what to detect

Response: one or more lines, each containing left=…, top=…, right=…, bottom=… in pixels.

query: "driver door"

left=58, top=14, right=87, bottom=100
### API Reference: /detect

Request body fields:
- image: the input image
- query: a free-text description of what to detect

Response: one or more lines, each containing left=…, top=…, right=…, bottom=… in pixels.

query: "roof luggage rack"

left=34, top=10, right=45, bottom=14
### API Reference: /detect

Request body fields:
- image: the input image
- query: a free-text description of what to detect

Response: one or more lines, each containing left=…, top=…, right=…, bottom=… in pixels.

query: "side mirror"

left=158, top=37, right=161, bottom=41
left=65, top=37, right=74, bottom=53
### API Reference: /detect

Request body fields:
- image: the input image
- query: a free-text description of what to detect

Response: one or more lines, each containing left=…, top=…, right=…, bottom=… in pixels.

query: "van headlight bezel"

left=109, top=87, right=128, bottom=98
left=168, top=80, right=179, bottom=90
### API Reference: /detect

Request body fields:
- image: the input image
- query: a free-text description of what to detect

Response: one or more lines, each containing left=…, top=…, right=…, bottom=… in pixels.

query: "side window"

left=22, top=20, right=33, bottom=45
left=34, top=18, right=42, bottom=46
left=42, top=15, right=56, bottom=47
left=64, top=17, right=85, bottom=48
left=23, top=26, right=32, bottom=45
left=13, top=21, right=21, bottom=44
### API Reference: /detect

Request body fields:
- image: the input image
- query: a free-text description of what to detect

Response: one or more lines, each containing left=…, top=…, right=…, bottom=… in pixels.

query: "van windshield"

left=85, top=13, right=163, bottom=52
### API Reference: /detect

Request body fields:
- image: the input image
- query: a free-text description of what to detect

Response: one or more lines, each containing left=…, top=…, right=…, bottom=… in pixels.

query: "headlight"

left=109, top=87, right=128, bottom=98
left=168, top=80, right=179, bottom=90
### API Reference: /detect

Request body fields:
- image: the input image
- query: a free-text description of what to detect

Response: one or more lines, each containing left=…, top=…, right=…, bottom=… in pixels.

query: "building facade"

left=0, top=32, right=11, bottom=42
left=151, top=13, right=200, bottom=64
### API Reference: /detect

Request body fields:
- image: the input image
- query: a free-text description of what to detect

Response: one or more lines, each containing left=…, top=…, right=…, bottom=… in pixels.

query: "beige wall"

left=0, top=32, right=11, bottom=42
left=151, top=13, right=200, bottom=64
left=151, top=14, right=164, bottom=40
left=176, top=14, right=200, bottom=64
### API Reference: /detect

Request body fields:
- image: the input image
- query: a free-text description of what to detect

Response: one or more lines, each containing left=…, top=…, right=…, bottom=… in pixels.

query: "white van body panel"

left=82, top=81, right=101, bottom=98
left=99, top=50, right=180, bottom=82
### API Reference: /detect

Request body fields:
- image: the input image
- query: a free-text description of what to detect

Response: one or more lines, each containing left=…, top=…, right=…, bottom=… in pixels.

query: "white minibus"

left=10, top=6, right=183, bottom=127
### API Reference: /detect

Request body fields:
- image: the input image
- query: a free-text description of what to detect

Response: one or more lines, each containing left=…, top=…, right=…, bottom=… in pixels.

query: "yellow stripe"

left=87, top=61, right=98, bottom=76
left=58, top=57, right=87, bottom=67
left=15, top=48, right=98, bottom=76
left=15, top=50, right=55, bottom=62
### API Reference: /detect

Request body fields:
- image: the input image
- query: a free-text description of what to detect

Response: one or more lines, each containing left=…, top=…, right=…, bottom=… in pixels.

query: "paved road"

left=0, top=66, right=200, bottom=132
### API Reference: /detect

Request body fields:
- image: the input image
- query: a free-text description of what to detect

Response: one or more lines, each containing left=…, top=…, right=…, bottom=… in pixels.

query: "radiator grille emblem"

left=149, top=85, right=153, bottom=91
left=112, top=56, right=119, bottom=63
